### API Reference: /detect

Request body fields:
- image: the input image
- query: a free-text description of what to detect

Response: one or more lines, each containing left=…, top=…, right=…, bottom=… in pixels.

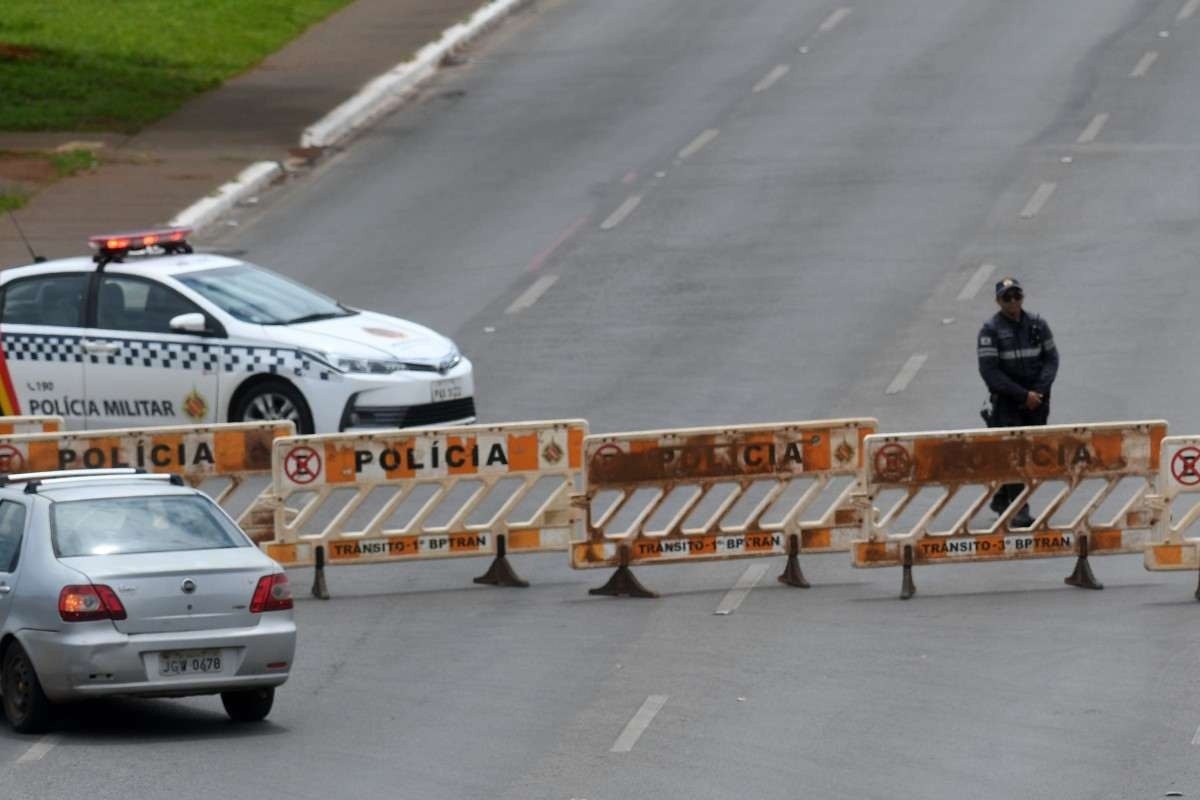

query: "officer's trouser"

left=987, top=395, right=1051, bottom=517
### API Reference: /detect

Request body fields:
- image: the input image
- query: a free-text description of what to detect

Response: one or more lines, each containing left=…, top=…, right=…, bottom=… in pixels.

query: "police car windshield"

left=176, top=265, right=355, bottom=325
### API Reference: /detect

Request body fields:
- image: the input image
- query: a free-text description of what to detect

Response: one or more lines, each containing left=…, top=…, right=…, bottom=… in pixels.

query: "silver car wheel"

left=246, top=393, right=300, bottom=423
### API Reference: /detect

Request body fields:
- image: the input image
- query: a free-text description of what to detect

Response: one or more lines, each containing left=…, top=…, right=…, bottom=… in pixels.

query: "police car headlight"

left=333, top=355, right=407, bottom=375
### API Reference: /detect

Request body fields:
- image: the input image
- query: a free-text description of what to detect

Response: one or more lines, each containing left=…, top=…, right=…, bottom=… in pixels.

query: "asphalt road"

left=6, top=0, right=1200, bottom=797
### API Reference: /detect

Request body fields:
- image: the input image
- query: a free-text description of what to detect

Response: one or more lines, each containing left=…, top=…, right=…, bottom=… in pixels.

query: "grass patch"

left=0, top=0, right=357, bottom=132
left=0, top=192, right=29, bottom=212
left=49, top=148, right=97, bottom=177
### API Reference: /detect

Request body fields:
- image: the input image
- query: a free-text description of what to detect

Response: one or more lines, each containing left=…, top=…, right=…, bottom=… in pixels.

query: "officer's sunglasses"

left=1000, top=291, right=1023, bottom=302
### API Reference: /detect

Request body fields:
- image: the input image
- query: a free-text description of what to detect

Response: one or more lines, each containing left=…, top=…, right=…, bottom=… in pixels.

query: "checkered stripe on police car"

left=3, top=334, right=84, bottom=363
left=2, top=334, right=335, bottom=380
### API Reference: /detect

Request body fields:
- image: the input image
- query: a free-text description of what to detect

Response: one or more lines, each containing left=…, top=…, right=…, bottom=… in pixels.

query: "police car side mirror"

left=169, top=312, right=209, bottom=334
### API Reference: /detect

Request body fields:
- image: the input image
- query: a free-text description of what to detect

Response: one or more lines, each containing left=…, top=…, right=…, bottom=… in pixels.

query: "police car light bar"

left=88, top=226, right=193, bottom=263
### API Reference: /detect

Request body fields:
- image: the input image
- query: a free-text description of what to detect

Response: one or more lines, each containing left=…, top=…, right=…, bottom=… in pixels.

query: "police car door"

left=83, top=274, right=220, bottom=429
left=0, top=272, right=90, bottom=428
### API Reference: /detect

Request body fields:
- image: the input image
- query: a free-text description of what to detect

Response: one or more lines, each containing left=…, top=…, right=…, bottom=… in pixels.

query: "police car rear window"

left=177, top=265, right=354, bottom=325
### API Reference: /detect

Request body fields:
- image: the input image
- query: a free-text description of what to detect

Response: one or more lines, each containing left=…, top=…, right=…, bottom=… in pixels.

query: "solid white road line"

left=16, top=735, right=60, bottom=764
left=1130, top=51, right=1158, bottom=77
left=505, top=274, right=559, bottom=314
left=1018, top=182, right=1057, bottom=219
left=1076, top=113, right=1109, bottom=144
left=715, top=563, right=770, bottom=615
left=885, top=354, right=927, bottom=395
left=753, top=64, right=791, bottom=93
left=611, top=695, right=669, bottom=753
left=678, top=128, right=720, bottom=161
left=819, top=7, right=853, bottom=32
left=956, top=263, right=996, bottom=301
left=600, top=194, right=643, bottom=230
left=1178, top=0, right=1200, bottom=21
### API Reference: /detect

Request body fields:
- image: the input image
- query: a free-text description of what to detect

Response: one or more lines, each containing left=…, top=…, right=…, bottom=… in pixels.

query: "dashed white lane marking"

left=1178, top=0, right=1200, bottom=21
left=956, top=263, right=996, bottom=301
left=753, top=64, right=791, bottom=93
left=1130, top=50, right=1158, bottom=77
left=600, top=194, right=643, bottom=230
left=715, top=563, right=769, bottom=615
left=885, top=354, right=927, bottom=395
left=16, top=735, right=60, bottom=764
left=1076, top=113, right=1109, bottom=144
left=611, top=695, right=669, bottom=753
left=505, top=274, right=559, bottom=314
left=677, top=128, right=720, bottom=161
left=1018, top=182, right=1057, bottom=219
left=819, top=7, right=853, bottom=32
left=1192, top=723, right=1200, bottom=745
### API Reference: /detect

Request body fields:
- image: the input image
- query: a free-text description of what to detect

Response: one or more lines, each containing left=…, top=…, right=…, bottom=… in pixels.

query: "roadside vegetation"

left=0, top=0, right=356, bottom=131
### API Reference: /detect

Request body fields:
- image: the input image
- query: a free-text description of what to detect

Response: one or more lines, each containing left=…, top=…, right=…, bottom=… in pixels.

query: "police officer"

left=977, top=277, right=1059, bottom=527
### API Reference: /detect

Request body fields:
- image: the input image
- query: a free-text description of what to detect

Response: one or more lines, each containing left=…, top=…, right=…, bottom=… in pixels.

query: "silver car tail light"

left=249, top=574, right=293, bottom=613
left=59, top=584, right=127, bottom=622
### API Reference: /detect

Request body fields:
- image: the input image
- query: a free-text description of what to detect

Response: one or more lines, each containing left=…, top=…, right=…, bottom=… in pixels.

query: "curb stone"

left=171, top=0, right=531, bottom=235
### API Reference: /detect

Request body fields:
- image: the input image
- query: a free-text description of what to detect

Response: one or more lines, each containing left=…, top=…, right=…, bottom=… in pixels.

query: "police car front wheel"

left=232, top=380, right=314, bottom=434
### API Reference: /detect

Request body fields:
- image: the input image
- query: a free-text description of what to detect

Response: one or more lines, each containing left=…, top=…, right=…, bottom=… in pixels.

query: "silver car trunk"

left=61, top=549, right=270, bottom=634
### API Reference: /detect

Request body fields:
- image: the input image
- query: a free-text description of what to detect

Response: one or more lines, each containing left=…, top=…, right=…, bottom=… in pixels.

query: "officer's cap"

left=994, top=277, right=1022, bottom=297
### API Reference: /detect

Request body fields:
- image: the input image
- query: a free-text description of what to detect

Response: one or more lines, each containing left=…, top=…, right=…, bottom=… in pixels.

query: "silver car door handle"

left=0, top=586, right=11, bottom=594
left=83, top=339, right=118, bottom=354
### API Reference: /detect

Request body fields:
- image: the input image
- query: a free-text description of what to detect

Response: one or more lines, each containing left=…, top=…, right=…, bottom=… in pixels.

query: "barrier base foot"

left=900, top=545, right=916, bottom=600
left=777, top=535, right=810, bottom=588
left=1195, top=568, right=1200, bottom=602
left=590, top=545, right=657, bottom=597
left=473, top=555, right=529, bottom=588
left=1064, top=535, right=1103, bottom=590
left=311, top=546, right=331, bottom=600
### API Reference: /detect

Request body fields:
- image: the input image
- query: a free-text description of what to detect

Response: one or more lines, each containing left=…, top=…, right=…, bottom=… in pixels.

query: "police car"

left=0, top=228, right=475, bottom=433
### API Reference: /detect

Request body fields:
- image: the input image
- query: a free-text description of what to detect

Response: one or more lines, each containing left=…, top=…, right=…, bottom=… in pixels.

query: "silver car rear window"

left=51, top=495, right=248, bottom=557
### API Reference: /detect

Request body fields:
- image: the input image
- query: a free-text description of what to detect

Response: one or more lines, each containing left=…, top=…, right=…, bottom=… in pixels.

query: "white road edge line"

left=1130, top=51, right=1158, bottom=77
left=678, top=128, right=720, bottom=161
left=957, top=263, right=996, bottom=301
left=611, top=695, right=669, bottom=753
left=16, top=735, right=60, bottom=764
left=1018, top=182, right=1057, bottom=219
left=886, top=354, right=927, bottom=395
left=1178, top=0, right=1200, bottom=22
left=505, top=274, right=559, bottom=315
left=753, top=64, right=791, bottom=93
left=600, top=195, right=643, bottom=230
left=819, top=7, right=853, bottom=32
left=715, top=563, right=770, bottom=615
left=1076, top=113, right=1109, bottom=144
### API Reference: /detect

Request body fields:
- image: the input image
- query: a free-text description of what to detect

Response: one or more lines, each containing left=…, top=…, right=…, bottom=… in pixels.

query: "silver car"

left=0, top=469, right=296, bottom=733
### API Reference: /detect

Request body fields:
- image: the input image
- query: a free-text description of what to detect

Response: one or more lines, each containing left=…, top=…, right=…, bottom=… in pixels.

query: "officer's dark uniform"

left=977, top=282, right=1058, bottom=517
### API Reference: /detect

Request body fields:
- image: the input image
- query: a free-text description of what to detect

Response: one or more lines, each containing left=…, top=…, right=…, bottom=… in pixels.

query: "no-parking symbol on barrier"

left=874, top=443, right=911, bottom=482
left=0, top=445, right=24, bottom=473
left=1170, top=446, right=1200, bottom=486
left=284, top=446, right=322, bottom=485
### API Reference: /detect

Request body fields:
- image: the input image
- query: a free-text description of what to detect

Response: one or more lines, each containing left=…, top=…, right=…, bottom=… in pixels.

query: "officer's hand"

left=1025, top=391, right=1043, bottom=410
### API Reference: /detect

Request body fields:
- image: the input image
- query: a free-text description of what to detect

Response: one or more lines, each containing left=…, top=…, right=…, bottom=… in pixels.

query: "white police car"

left=0, top=228, right=475, bottom=433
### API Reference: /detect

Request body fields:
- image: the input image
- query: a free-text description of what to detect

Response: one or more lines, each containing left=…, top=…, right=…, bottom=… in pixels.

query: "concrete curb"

left=169, top=160, right=282, bottom=231
left=300, top=0, right=530, bottom=149
left=172, top=0, right=528, bottom=235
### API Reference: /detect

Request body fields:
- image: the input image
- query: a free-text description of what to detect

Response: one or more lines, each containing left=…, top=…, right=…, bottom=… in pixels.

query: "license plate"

left=158, top=649, right=224, bottom=676
left=432, top=377, right=464, bottom=403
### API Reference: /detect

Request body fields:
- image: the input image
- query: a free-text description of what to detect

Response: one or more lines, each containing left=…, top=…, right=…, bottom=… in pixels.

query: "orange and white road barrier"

left=1143, top=436, right=1200, bottom=598
left=852, top=420, right=1167, bottom=598
left=571, top=419, right=877, bottom=597
left=0, top=416, right=61, bottom=435
left=0, top=421, right=292, bottom=539
left=263, top=420, right=587, bottom=597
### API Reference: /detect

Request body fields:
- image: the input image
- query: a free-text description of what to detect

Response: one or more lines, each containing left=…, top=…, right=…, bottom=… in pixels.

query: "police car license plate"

left=432, top=377, right=464, bottom=403
left=158, top=649, right=224, bottom=676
